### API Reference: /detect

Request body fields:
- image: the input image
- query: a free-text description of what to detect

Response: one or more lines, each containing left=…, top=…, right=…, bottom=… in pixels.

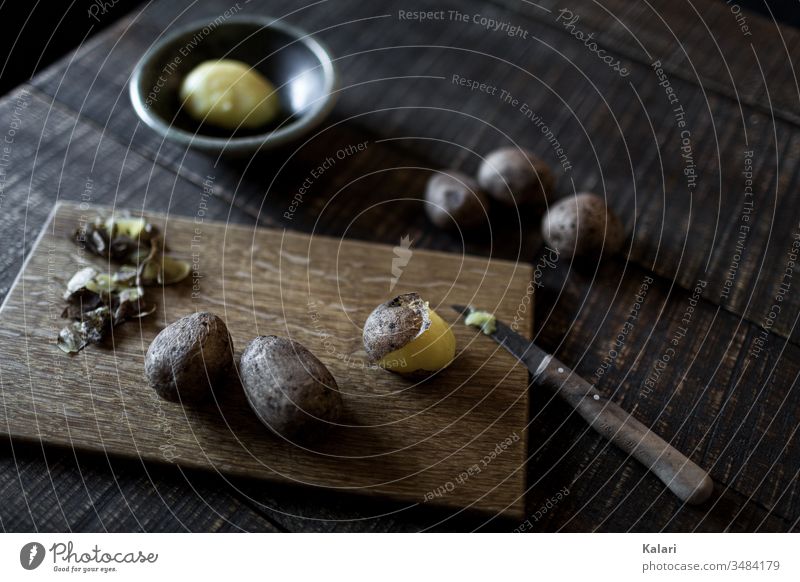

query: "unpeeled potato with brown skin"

left=145, top=312, right=234, bottom=402
left=424, top=171, right=488, bottom=229
left=541, top=192, right=624, bottom=259
left=239, top=336, right=342, bottom=440
left=477, top=147, right=555, bottom=207
left=363, top=293, right=456, bottom=378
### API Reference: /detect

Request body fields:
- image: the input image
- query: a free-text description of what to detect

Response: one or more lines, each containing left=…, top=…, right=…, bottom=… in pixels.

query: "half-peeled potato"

left=363, top=292, right=456, bottom=377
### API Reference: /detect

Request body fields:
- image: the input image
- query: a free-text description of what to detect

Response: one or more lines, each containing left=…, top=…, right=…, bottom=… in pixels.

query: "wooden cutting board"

left=0, top=202, right=533, bottom=517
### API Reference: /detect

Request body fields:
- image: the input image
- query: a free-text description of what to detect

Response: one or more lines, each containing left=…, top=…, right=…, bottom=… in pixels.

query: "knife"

left=452, top=305, right=714, bottom=505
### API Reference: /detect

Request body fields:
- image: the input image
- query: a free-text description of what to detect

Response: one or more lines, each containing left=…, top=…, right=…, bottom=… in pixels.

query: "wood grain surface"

left=0, top=0, right=797, bottom=532
left=0, top=202, right=532, bottom=517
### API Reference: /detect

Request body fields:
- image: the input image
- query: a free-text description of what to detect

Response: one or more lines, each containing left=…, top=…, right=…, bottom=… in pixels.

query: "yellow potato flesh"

left=464, top=310, right=496, bottom=335
left=378, top=307, right=456, bottom=373
left=180, top=60, right=280, bottom=129
left=109, top=216, right=146, bottom=239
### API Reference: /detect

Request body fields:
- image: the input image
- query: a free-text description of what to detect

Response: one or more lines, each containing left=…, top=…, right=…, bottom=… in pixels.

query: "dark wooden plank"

left=0, top=90, right=363, bottom=534
left=522, top=248, right=800, bottom=530
left=0, top=88, right=282, bottom=533
left=494, top=0, right=800, bottom=126
left=1, top=202, right=533, bottom=517
left=0, top=442, right=280, bottom=532
left=0, top=89, right=533, bottom=532
left=225, top=477, right=522, bottom=532
left=2, top=0, right=798, bottom=532
left=28, top=0, right=800, bottom=348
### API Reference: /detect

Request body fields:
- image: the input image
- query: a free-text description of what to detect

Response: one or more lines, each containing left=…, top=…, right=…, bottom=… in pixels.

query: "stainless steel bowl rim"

left=128, top=15, right=338, bottom=150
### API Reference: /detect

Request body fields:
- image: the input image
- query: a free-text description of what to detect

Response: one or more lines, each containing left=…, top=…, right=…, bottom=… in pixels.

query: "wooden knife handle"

left=534, top=354, right=714, bottom=505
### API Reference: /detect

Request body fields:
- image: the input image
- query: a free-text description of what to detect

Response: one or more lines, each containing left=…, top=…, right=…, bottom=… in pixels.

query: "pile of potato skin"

left=425, top=146, right=624, bottom=260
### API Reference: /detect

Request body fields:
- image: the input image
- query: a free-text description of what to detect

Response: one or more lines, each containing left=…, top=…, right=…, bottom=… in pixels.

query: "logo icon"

left=20, top=542, right=45, bottom=570
left=390, top=235, right=413, bottom=291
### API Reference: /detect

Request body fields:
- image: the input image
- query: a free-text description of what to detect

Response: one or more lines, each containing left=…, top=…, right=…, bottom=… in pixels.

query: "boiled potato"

left=477, top=147, right=554, bottom=207
left=541, top=192, right=624, bottom=259
left=239, top=336, right=342, bottom=440
left=145, top=312, right=234, bottom=402
left=179, top=59, right=280, bottom=129
left=363, top=293, right=456, bottom=376
left=424, top=170, right=488, bottom=229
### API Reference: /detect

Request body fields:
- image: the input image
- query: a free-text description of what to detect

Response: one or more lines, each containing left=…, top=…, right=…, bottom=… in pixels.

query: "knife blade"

left=452, top=304, right=551, bottom=379
left=452, top=304, right=714, bottom=505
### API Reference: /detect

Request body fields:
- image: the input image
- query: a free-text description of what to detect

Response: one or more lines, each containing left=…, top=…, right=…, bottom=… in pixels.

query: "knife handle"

left=534, top=354, right=714, bottom=505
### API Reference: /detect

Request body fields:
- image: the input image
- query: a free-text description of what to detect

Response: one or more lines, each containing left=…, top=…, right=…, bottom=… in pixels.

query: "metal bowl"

left=129, top=16, right=338, bottom=156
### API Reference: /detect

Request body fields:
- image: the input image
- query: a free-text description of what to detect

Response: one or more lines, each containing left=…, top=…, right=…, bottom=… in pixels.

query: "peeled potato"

left=179, top=59, right=280, bottom=129
left=363, top=293, right=456, bottom=376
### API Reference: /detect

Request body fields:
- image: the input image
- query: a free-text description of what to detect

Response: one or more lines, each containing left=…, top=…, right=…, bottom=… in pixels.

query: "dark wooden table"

left=1, top=0, right=798, bottom=532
